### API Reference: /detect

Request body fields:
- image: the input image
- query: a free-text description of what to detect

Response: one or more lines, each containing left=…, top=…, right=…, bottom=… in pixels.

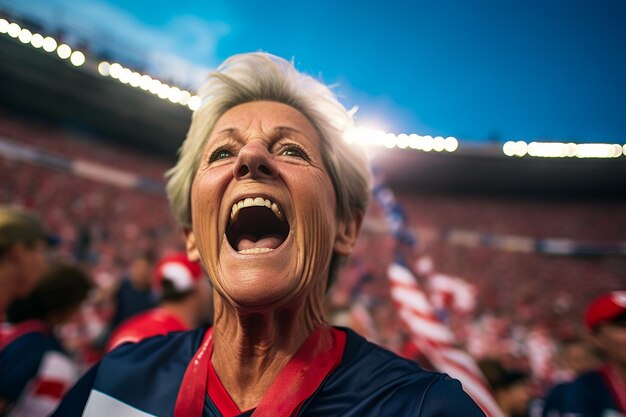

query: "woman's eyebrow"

left=274, top=126, right=306, bottom=136
left=216, top=127, right=239, bottom=136
left=212, top=128, right=246, bottom=144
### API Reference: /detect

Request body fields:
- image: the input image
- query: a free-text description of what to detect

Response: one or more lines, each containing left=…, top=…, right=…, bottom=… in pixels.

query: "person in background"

left=0, top=264, right=93, bottom=417
left=561, top=291, right=626, bottom=416
left=106, top=252, right=212, bottom=351
left=541, top=338, right=600, bottom=417
left=479, top=358, right=533, bottom=417
left=110, top=251, right=157, bottom=329
left=0, top=206, right=54, bottom=317
left=559, top=338, right=600, bottom=378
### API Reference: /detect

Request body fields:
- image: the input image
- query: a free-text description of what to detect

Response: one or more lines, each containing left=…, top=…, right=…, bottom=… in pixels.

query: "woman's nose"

left=233, top=141, right=279, bottom=180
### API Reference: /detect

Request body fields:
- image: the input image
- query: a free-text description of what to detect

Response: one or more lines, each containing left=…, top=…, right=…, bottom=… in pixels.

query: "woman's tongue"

left=236, top=234, right=284, bottom=251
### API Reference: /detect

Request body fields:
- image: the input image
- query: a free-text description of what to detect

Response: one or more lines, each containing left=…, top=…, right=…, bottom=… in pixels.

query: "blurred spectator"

left=0, top=264, right=93, bottom=417
left=0, top=206, right=54, bottom=316
left=559, top=338, right=600, bottom=381
left=479, top=358, right=533, bottom=417
left=110, top=251, right=157, bottom=329
left=541, top=338, right=600, bottom=417
left=106, top=253, right=212, bottom=351
left=560, top=291, right=626, bottom=416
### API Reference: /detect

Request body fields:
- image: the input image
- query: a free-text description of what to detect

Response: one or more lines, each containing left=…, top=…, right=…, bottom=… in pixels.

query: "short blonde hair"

left=166, top=52, right=371, bottom=284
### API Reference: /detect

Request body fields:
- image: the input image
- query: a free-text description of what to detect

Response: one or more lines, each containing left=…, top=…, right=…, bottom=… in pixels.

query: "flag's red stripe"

left=33, top=379, right=66, bottom=399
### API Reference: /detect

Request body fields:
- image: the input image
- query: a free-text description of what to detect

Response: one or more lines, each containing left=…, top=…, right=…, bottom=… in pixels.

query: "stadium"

left=1, top=2, right=625, bottom=416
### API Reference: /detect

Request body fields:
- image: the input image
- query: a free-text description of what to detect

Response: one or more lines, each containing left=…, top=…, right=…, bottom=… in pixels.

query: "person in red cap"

left=106, top=252, right=212, bottom=352
left=557, top=290, right=626, bottom=416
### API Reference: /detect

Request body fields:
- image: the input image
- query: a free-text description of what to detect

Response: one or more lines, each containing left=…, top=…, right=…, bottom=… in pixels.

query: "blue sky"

left=4, top=0, right=626, bottom=143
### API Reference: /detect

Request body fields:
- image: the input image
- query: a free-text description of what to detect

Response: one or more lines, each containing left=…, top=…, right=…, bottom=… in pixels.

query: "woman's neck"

left=210, top=299, right=323, bottom=411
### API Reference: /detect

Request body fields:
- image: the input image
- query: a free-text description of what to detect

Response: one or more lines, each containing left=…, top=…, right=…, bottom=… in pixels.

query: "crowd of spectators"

left=2, top=111, right=625, bottom=414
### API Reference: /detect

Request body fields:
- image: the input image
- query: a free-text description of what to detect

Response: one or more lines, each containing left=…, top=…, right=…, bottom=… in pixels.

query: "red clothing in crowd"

left=106, top=308, right=188, bottom=352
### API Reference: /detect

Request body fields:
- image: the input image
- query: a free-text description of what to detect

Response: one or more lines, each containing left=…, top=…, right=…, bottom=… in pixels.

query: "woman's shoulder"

left=105, top=325, right=207, bottom=372
left=337, top=326, right=430, bottom=379
left=54, top=327, right=210, bottom=417
left=313, top=327, right=486, bottom=417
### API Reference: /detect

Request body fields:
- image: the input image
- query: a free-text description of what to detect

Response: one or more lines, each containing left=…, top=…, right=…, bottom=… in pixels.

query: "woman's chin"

left=216, top=268, right=301, bottom=311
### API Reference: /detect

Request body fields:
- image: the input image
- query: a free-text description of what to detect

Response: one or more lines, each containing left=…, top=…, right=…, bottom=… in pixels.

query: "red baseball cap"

left=584, top=291, right=626, bottom=330
left=153, top=253, right=203, bottom=294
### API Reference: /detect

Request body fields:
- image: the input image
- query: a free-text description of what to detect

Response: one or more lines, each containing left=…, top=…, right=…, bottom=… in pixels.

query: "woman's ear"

left=333, top=209, right=364, bottom=256
left=184, top=228, right=201, bottom=261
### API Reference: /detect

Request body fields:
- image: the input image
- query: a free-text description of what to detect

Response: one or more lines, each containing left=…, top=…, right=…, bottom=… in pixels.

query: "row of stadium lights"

left=343, top=130, right=626, bottom=159
left=3, top=17, right=625, bottom=158
left=0, top=17, right=200, bottom=111
left=343, top=127, right=459, bottom=152
left=96, top=62, right=201, bottom=111
left=0, top=18, right=85, bottom=66
left=503, top=140, right=624, bottom=159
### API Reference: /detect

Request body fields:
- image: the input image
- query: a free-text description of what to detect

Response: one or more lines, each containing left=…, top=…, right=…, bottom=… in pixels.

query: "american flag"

left=388, top=262, right=505, bottom=417
left=371, top=165, right=505, bottom=417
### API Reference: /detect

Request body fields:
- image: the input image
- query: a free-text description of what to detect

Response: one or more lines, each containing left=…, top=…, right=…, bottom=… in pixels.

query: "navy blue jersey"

left=561, top=370, right=624, bottom=417
left=53, top=327, right=486, bottom=417
left=541, top=382, right=570, bottom=417
left=1, top=331, right=59, bottom=401
left=1, top=324, right=79, bottom=416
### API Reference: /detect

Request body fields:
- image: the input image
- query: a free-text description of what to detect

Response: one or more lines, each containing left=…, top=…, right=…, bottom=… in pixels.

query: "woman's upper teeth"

left=230, top=197, right=283, bottom=223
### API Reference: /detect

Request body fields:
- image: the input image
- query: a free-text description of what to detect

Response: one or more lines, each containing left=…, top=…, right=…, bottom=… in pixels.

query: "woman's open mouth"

left=226, top=197, right=290, bottom=254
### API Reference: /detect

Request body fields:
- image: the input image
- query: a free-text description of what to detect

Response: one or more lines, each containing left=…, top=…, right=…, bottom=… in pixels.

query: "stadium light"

left=0, top=18, right=9, bottom=33
left=396, top=134, right=409, bottom=149
left=0, top=17, right=205, bottom=111
left=503, top=140, right=624, bottom=158
left=528, top=142, right=568, bottom=158
left=433, top=136, right=445, bottom=152
left=167, top=87, right=182, bottom=103
left=444, top=137, right=459, bottom=152
left=56, top=44, right=72, bottom=59
left=118, top=68, right=132, bottom=84
left=98, top=61, right=111, bottom=76
left=421, top=135, right=434, bottom=152
left=502, top=141, right=528, bottom=157
left=129, top=71, right=142, bottom=87
left=1, top=17, right=87, bottom=67
left=188, top=96, right=202, bottom=111
left=342, top=127, right=460, bottom=153
left=148, top=79, right=162, bottom=94
left=8, top=22, right=21, bottom=38
left=95, top=60, right=197, bottom=110
left=30, top=33, right=44, bottom=48
left=157, top=83, right=170, bottom=99
left=42, top=36, right=57, bottom=52
left=139, top=75, right=152, bottom=90
left=179, top=91, right=192, bottom=105
left=18, top=28, right=32, bottom=44
left=575, top=143, right=622, bottom=158
left=70, top=51, right=85, bottom=66
left=108, top=63, right=122, bottom=78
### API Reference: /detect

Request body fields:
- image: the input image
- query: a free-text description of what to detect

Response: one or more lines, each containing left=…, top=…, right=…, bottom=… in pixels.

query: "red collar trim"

left=175, top=326, right=346, bottom=417
left=207, top=356, right=246, bottom=417
left=174, top=327, right=213, bottom=417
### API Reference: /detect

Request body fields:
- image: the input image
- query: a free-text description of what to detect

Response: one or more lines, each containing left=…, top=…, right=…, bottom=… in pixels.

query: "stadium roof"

left=1, top=33, right=625, bottom=200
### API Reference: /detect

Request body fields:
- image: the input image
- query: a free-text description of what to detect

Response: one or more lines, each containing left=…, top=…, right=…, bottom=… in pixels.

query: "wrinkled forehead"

left=207, top=101, right=323, bottom=148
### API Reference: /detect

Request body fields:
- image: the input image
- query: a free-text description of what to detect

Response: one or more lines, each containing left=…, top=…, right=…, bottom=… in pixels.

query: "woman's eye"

left=280, top=145, right=307, bottom=159
left=209, top=148, right=233, bottom=162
